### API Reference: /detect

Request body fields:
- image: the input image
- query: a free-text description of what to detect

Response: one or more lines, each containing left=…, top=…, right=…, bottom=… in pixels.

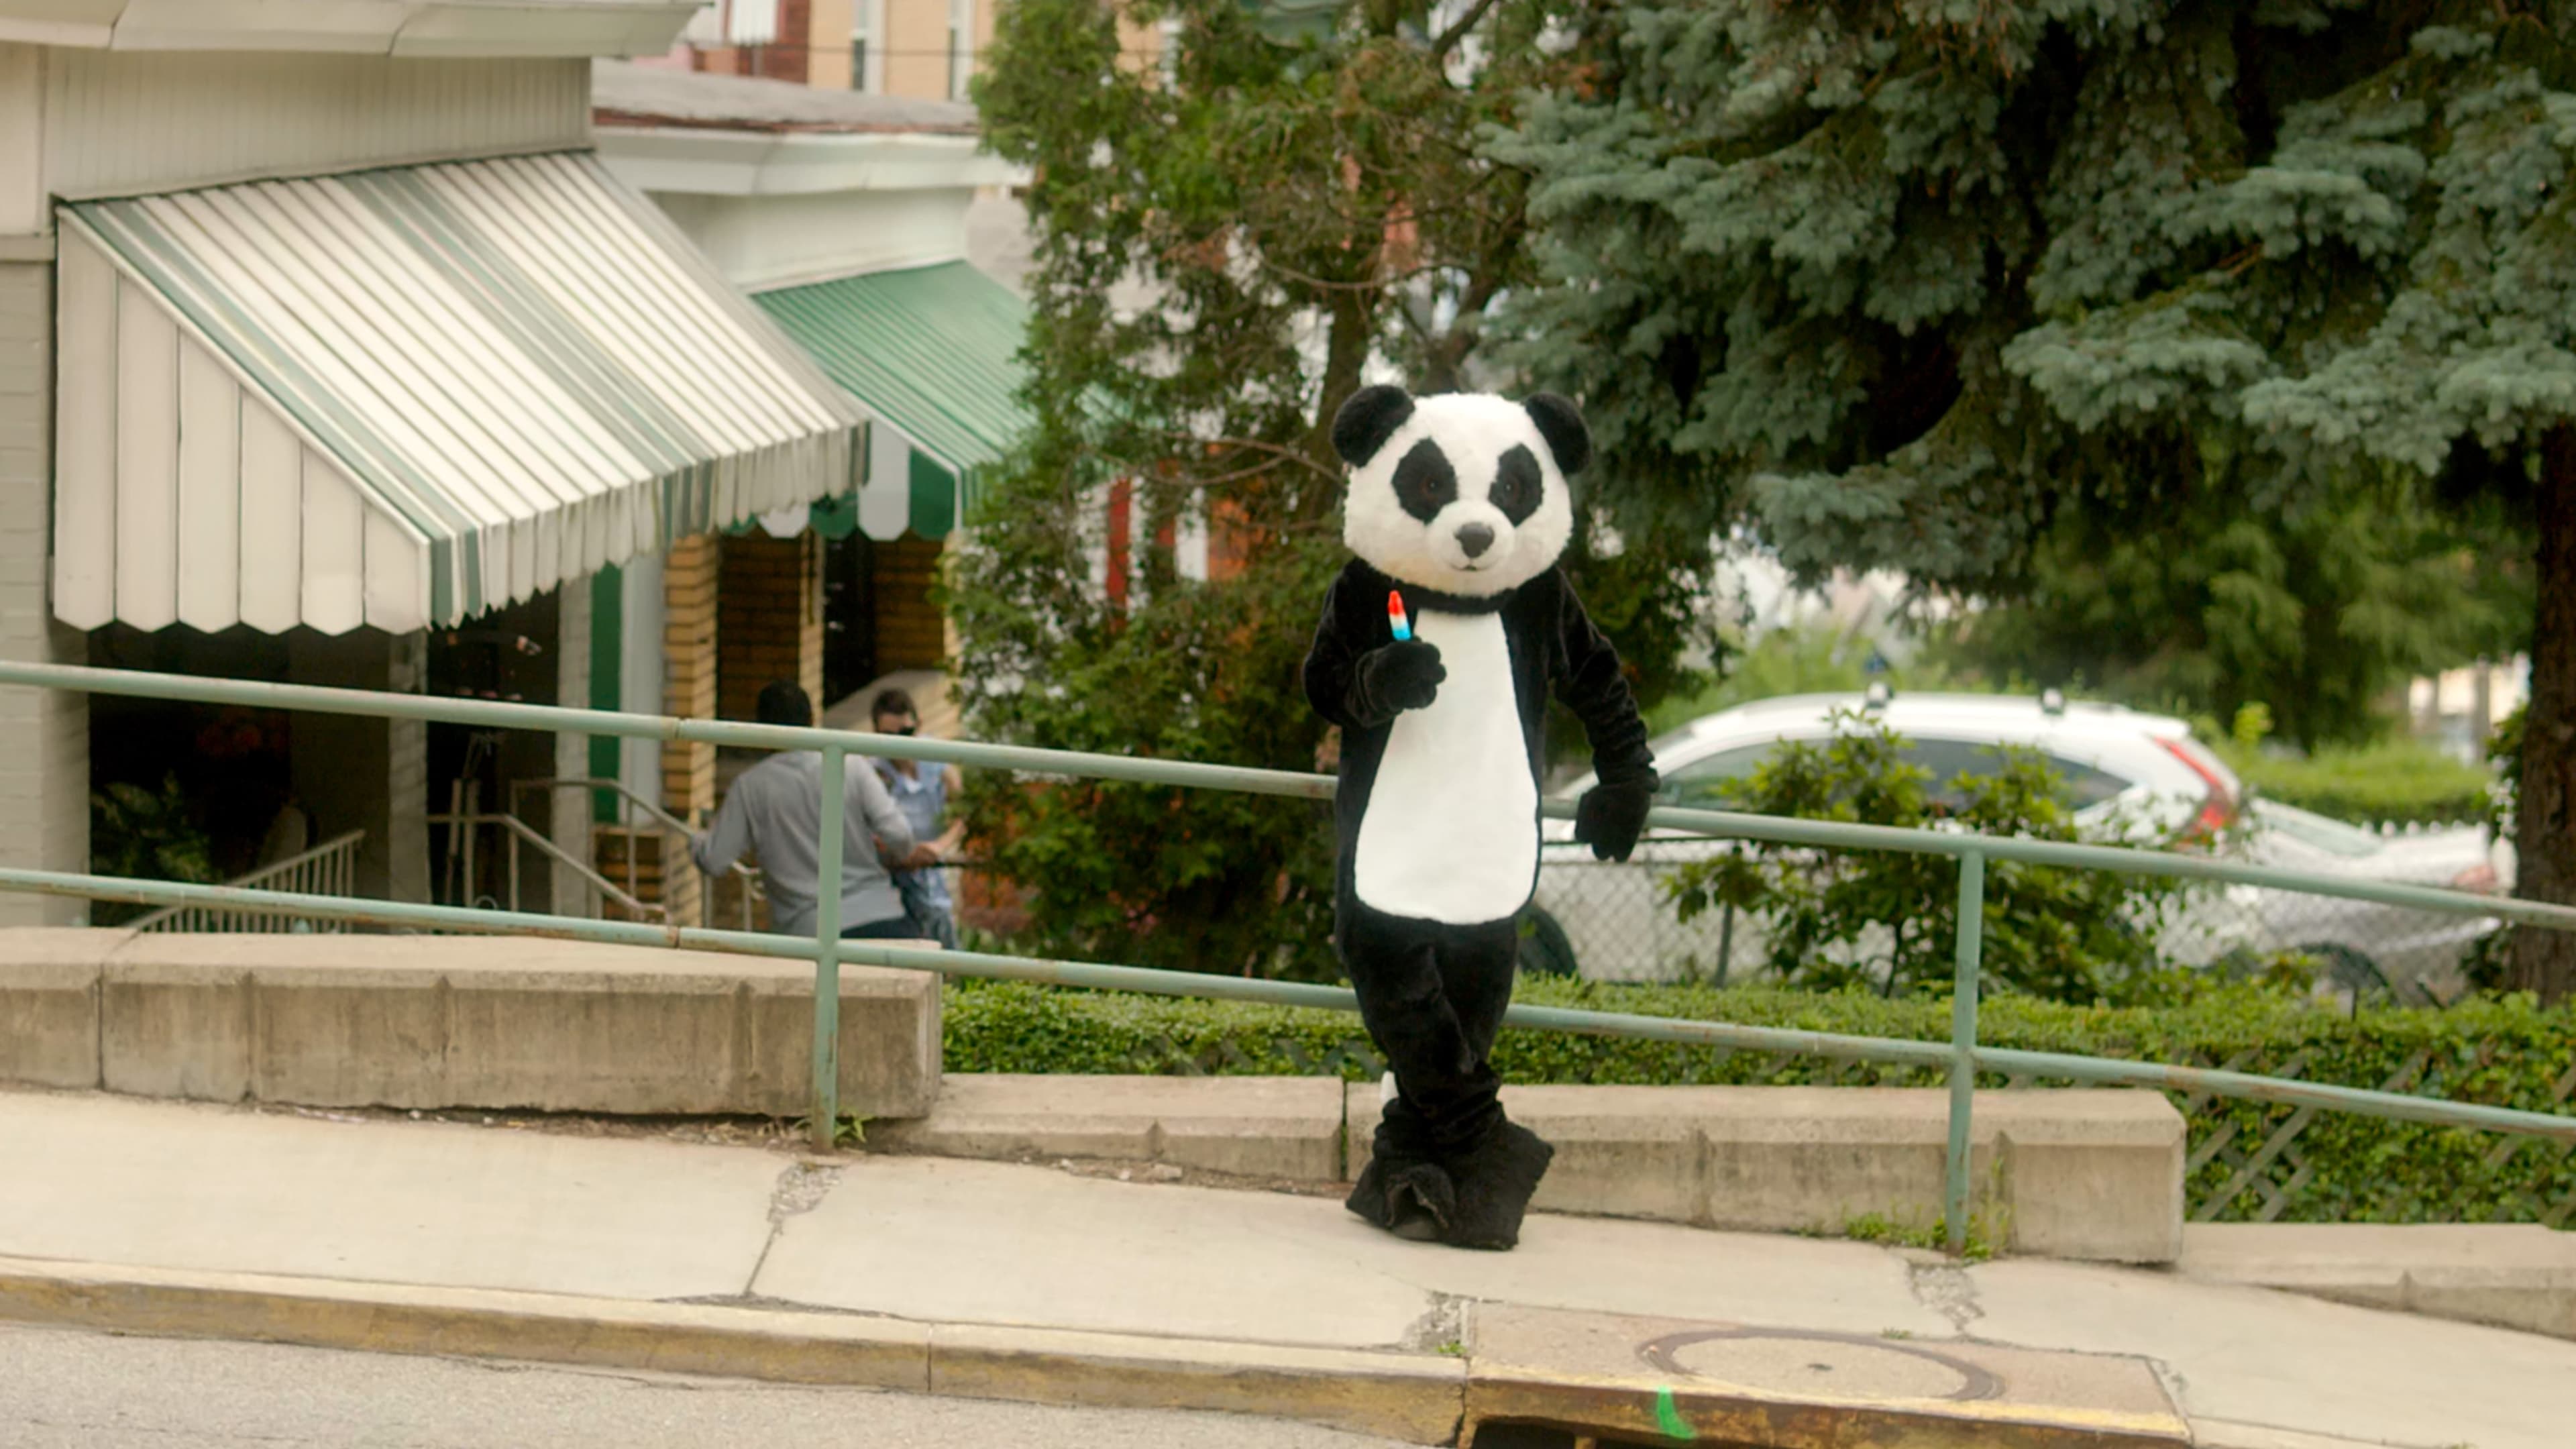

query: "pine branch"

left=1432, top=0, right=1506, bottom=60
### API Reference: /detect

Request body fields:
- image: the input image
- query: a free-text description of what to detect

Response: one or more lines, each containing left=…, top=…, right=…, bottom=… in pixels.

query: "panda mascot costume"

left=1303, top=384, right=1658, bottom=1251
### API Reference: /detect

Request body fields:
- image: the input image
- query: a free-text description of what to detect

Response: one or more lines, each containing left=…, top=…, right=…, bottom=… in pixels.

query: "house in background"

left=642, top=0, right=1002, bottom=99
left=0, top=1, right=866, bottom=927
left=590, top=58, right=1034, bottom=924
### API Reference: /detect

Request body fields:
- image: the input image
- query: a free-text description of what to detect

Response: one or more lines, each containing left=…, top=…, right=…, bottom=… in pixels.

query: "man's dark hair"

left=871, top=687, right=916, bottom=720
left=756, top=680, right=813, bottom=729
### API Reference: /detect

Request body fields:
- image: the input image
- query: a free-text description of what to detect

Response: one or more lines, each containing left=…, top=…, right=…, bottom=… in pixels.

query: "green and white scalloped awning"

left=51, top=151, right=864, bottom=635
left=751, top=261, right=1033, bottom=542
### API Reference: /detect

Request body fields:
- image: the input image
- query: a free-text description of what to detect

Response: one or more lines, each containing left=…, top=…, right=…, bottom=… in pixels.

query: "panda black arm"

left=1545, top=575, right=1658, bottom=862
left=1305, top=563, right=1443, bottom=729
left=1302, top=567, right=1367, bottom=729
left=1549, top=576, right=1656, bottom=789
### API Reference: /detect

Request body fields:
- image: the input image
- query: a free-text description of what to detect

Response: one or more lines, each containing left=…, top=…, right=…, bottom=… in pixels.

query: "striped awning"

left=52, top=151, right=864, bottom=635
left=753, top=261, right=1033, bottom=541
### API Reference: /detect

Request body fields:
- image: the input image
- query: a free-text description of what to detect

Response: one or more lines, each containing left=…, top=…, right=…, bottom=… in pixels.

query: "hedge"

left=2216, top=739, right=2496, bottom=828
left=943, top=976, right=2576, bottom=1228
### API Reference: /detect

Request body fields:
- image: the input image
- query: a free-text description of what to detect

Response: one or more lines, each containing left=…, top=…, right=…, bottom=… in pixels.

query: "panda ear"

left=1523, top=392, right=1591, bottom=478
left=1332, top=385, right=1415, bottom=467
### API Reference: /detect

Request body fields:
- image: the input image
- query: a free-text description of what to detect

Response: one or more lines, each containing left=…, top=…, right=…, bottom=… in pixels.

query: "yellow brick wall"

left=718, top=531, right=825, bottom=725
left=873, top=534, right=949, bottom=672
left=657, top=533, right=721, bottom=926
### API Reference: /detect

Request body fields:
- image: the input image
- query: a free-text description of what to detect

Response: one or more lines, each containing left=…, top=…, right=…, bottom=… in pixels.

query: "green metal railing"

left=5, top=658, right=2573, bottom=1256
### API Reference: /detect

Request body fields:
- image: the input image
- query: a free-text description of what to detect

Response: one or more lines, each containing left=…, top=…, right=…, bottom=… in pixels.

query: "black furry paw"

left=1355, top=639, right=1445, bottom=720
left=1346, top=1155, right=1456, bottom=1242
left=1574, top=776, right=1658, bottom=862
left=1386, top=1164, right=1456, bottom=1242
left=1442, top=1122, right=1555, bottom=1252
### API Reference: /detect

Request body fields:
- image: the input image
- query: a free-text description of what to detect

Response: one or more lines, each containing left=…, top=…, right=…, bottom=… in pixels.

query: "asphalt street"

left=0, top=1322, right=1410, bottom=1449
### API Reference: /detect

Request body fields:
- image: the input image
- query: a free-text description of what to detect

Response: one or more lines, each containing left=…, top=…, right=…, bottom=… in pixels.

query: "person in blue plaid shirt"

left=868, top=688, right=964, bottom=949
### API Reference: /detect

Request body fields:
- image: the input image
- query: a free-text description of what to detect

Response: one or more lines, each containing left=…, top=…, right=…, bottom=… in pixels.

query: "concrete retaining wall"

left=0, top=930, right=940, bottom=1118
left=874, top=1073, right=2187, bottom=1265
left=1356, top=1084, right=2186, bottom=1264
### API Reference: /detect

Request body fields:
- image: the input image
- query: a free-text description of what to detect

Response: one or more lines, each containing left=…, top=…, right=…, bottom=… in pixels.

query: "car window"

left=1661, top=735, right=2135, bottom=811
left=2044, top=754, right=2135, bottom=808
left=1660, top=743, right=1784, bottom=807
left=1902, top=739, right=2133, bottom=810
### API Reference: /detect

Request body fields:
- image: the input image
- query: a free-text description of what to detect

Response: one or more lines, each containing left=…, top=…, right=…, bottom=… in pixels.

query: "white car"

left=1528, top=690, right=2506, bottom=997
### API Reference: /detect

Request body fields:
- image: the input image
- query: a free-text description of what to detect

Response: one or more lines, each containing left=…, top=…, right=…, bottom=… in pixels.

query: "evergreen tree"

left=955, top=0, right=1703, bottom=977
left=1953, top=482, right=2528, bottom=749
left=1501, top=1, right=2576, bottom=1000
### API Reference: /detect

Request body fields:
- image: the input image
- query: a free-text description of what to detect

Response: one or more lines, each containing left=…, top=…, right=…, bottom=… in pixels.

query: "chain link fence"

left=1525, top=843, right=2503, bottom=1006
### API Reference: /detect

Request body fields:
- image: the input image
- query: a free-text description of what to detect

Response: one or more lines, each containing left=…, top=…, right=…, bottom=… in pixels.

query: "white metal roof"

left=0, top=1, right=701, bottom=57
left=52, top=150, right=864, bottom=634
left=590, top=58, right=981, bottom=136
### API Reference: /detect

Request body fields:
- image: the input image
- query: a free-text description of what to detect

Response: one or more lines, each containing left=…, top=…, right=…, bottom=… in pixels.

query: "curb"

left=0, top=1255, right=1464, bottom=1445
left=0, top=1254, right=2216, bottom=1449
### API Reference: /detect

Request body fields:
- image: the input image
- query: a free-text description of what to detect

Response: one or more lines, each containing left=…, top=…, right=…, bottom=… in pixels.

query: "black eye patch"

left=1491, top=445, right=1543, bottom=525
left=1391, top=439, right=1458, bottom=523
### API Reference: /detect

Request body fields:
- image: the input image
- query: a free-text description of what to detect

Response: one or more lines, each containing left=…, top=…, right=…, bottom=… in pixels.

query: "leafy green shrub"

left=942, top=976, right=2576, bottom=1226
left=1656, top=713, right=2198, bottom=1006
left=2215, top=731, right=2496, bottom=828
left=2463, top=706, right=2525, bottom=994
left=89, top=774, right=217, bottom=927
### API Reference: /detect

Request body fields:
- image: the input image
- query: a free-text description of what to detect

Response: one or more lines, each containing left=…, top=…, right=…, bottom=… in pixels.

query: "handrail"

left=513, top=775, right=696, bottom=841
left=427, top=810, right=660, bottom=920
left=127, top=828, right=366, bottom=932
left=2, top=657, right=2554, bottom=930
left=510, top=776, right=767, bottom=928
left=1, top=657, right=2568, bottom=1259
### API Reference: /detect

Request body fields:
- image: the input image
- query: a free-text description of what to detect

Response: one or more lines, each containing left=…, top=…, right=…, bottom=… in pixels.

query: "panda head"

left=1331, top=386, right=1590, bottom=598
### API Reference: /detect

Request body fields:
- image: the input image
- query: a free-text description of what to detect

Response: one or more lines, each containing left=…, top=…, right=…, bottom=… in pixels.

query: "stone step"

left=0, top=928, right=941, bottom=1119
left=869, top=1073, right=1344, bottom=1179
left=2180, top=1222, right=2576, bottom=1342
left=867, top=1072, right=2186, bottom=1265
left=1352, top=1082, right=2188, bottom=1265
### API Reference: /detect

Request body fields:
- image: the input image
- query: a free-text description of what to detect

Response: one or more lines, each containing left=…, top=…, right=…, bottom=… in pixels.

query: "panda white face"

left=1332, top=388, right=1589, bottom=598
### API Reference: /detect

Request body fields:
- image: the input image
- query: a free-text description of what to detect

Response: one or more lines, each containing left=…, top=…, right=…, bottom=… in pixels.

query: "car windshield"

left=2249, top=799, right=2383, bottom=858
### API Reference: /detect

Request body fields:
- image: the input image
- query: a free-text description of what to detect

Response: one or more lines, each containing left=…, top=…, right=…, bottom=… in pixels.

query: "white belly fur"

left=1352, top=610, right=1538, bottom=924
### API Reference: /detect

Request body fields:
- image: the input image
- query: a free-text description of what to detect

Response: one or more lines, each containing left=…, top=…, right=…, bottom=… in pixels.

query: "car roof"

left=1655, top=692, right=2194, bottom=753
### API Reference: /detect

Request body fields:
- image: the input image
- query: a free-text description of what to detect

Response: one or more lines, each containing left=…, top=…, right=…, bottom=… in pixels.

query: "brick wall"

left=0, top=260, right=91, bottom=926
left=718, top=529, right=824, bottom=724
left=873, top=534, right=947, bottom=672
left=657, top=533, right=720, bottom=927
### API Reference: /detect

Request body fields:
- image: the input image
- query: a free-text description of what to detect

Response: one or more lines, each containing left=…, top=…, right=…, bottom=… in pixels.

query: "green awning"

left=754, top=261, right=1032, bottom=541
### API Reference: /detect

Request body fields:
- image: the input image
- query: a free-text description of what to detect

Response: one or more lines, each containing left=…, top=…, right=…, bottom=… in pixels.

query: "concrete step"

left=869, top=1073, right=1343, bottom=1179
left=0, top=928, right=941, bottom=1118
left=2181, top=1222, right=2576, bottom=1342
left=871, top=1073, right=2187, bottom=1265
left=1353, top=1082, right=2187, bottom=1265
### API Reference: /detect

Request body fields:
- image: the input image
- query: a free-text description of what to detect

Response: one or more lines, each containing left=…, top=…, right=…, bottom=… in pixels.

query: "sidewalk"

left=4, top=1086, right=2571, bottom=1449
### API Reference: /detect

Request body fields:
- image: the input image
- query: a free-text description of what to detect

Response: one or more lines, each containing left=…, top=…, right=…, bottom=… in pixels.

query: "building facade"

left=0, top=3, right=866, bottom=927
left=592, top=58, right=1032, bottom=926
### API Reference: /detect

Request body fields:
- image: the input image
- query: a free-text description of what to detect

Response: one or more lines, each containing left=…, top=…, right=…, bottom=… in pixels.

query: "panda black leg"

left=1339, top=902, right=1552, bottom=1249
left=1338, top=902, right=1496, bottom=1241
left=1428, top=916, right=1554, bottom=1250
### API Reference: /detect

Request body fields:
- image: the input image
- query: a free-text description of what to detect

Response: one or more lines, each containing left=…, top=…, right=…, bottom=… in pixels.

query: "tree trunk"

left=2511, top=426, right=2576, bottom=1003
left=1309, top=289, right=1375, bottom=475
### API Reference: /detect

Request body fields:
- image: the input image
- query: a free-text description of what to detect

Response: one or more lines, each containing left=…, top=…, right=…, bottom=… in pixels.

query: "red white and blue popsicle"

left=1387, top=590, right=1411, bottom=642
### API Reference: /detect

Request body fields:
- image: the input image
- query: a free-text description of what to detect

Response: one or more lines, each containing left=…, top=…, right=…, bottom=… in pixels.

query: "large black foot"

left=1346, top=1155, right=1457, bottom=1242
left=1440, top=1120, right=1554, bottom=1251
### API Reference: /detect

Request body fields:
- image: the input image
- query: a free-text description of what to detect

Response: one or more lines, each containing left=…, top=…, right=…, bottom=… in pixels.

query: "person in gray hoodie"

left=692, top=681, right=918, bottom=940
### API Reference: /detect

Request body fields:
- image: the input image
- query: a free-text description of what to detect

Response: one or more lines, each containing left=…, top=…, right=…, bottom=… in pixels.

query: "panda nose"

left=1456, top=522, right=1496, bottom=559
